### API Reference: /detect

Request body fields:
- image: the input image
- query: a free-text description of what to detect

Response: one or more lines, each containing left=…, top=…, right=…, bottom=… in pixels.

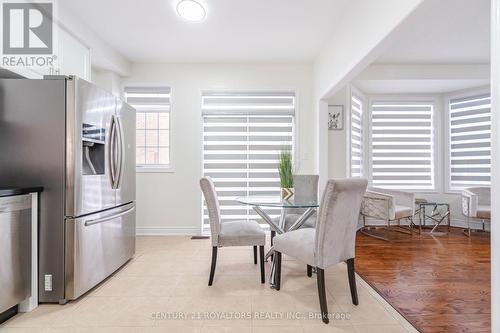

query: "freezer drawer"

left=64, top=202, right=136, bottom=300
left=0, top=195, right=32, bottom=313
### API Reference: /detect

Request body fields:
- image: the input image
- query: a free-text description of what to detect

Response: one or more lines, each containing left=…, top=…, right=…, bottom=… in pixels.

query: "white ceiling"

left=60, top=0, right=348, bottom=63
left=375, top=0, right=490, bottom=64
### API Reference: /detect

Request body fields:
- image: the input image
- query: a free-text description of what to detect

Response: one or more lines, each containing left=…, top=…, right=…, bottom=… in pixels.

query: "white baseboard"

left=138, top=219, right=490, bottom=236
left=136, top=226, right=201, bottom=236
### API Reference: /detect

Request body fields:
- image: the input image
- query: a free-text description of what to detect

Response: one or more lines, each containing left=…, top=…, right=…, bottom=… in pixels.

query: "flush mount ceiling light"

left=176, top=0, right=206, bottom=22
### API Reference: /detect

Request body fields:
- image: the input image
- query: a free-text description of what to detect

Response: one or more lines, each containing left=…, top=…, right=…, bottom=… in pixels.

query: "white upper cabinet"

left=57, top=28, right=91, bottom=80
left=0, top=27, right=91, bottom=80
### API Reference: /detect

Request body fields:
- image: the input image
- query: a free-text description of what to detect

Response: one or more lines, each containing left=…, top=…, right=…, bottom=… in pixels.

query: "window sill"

left=136, top=167, right=175, bottom=173
left=410, top=189, right=439, bottom=194
left=444, top=190, right=465, bottom=195
left=369, top=187, right=439, bottom=194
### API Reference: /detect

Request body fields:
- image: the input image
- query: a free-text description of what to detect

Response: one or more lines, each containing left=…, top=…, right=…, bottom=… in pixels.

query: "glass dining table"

left=236, top=195, right=319, bottom=288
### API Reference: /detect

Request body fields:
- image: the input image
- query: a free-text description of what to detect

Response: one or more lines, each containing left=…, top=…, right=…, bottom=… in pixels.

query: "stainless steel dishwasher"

left=0, top=194, right=32, bottom=313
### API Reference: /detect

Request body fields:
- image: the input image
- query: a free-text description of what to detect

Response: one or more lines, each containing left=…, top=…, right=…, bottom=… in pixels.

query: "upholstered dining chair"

left=462, top=187, right=491, bottom=237
left=200, top=177, right=266, bottom=285
left=271, top=174, right=319, bottom=241
left=272, top=178, right=368, bottom=324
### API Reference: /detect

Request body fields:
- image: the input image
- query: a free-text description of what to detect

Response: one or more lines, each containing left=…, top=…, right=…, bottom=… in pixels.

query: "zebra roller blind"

left=370, top=100, right=435, bottom=190
left=449, top=93, right=491, bottom=190
left=202, top=91, right=295, bottom=226
left=351, top=93, right=364, bottom=177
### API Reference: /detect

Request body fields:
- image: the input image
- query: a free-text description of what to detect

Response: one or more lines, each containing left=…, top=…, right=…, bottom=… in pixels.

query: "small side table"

left=419, top=202, right=451, bottom=234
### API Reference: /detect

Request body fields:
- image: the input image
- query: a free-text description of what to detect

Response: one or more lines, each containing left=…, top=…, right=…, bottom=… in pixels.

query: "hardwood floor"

left=354, top=228, right=490, bottom=333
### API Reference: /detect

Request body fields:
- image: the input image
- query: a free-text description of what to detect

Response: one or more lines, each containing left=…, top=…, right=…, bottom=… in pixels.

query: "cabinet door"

left=0, top=195, right=32, bottom=313
left=58, top=29, right=91, bottom=80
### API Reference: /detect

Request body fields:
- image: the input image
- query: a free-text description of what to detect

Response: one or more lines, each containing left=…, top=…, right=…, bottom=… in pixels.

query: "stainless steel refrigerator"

left=0, top=76, right=136, bottom=303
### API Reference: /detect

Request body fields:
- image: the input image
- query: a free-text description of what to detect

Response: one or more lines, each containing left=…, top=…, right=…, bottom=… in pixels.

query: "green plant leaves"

left=278, top=149, right=293, bottom=188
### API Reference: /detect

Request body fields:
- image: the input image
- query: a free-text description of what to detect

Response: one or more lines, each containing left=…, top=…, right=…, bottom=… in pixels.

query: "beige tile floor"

left=0, top=236, right=418, bottom=333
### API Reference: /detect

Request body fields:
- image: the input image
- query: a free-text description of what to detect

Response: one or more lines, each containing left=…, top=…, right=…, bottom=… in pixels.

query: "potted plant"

left=278, top=149, right=294, bottom=200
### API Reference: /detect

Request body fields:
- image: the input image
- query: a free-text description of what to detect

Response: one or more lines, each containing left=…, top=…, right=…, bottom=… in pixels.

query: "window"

left=350, top=92, right=364, bottom=177
left=369, top=100, right=435, bottom=191
left=124, top=86, right=171, bottom=169
left=448, top=93, right=491, bottom=190
left=202, top=90, right=295, bottom=227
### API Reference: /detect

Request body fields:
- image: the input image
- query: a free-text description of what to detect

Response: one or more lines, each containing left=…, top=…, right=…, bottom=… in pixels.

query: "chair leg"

left=208, top=246, right=218, bottom=286
left=259, top=245, right=265, bottom=284
left=346, top=258, right=359, bottom=305
left=316, top=267, right=329, bottom=324
left=386, top=218, right=391, bottom=240
left=275, top=252, right=282, bottom=291
left=466, top=213, right=471, bottom=237
left=307, top=265, right=312, bottom=277
left=270, top=230, right=276, bottom=260
left=253, top=246, right=257, bottom=264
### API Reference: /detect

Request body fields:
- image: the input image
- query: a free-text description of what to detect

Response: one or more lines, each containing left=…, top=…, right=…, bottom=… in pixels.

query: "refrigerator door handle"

left=84, top=205, right=135, bottom=227
left=113, top=116, right=121, bottom=189
left=115, top=116, right=125, bottom=189
left=109, top=115, right=117, bottom=188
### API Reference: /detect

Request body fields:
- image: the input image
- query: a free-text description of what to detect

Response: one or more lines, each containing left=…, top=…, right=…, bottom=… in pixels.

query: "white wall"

left=122, top=63, right=315, bottom=234
left=92, top=69, right=123, bottom=98
left=313, top=0, right=424, bottom=192
left=313, top=0, right=424, bottom=100
left=327, top=87, right=349, bottom=178
left=356, top=64, right=490, bottom=82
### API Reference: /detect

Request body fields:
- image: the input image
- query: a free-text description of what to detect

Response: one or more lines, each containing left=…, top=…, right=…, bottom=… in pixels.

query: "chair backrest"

left=365, top=186, right=415, bottom=219
left=462, top=186, right=491, bottom=217
left=465, top=187, right=491, bottom=205
left=289, top=174, right=319, bottom=214
left=200, top=177, right=221, bottom=246
left=314, top=178, right=368, bottom=269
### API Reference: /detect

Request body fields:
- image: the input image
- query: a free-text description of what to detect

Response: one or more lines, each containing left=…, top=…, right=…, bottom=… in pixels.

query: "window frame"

left=367, top=94, right=439, bottom=193
left=124, top=84, right=175, bottom=173
left=444, top=86, right=491, bottom=193
left=349, top=85, right=366, bottom=178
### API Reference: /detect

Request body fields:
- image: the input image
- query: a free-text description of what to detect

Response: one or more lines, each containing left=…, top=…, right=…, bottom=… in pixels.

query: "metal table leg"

left=251, top=206, right=283, bottom=288
left=252, top=206, right=316, bottom=288
left=252, top=206, right=284, bottom=234
left=419, top=204, right=423, bottom=234
left=287, top=208, right=316, bottom=232
left=420, top=203, right=451, bottom=234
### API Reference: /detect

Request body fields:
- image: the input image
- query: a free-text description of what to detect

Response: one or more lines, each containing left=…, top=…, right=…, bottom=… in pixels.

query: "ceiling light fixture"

left=176, top=0, right=206, bottom=22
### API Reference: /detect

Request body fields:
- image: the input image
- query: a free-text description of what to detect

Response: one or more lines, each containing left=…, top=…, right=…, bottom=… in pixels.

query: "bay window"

left=447, top=92, right=491, bottom=190
left=369, top=100, right=435, bottom=191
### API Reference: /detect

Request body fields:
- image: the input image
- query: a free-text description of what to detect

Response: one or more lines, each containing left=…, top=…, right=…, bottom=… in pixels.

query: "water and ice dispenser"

left=82, top=123, right=105, bottom=175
